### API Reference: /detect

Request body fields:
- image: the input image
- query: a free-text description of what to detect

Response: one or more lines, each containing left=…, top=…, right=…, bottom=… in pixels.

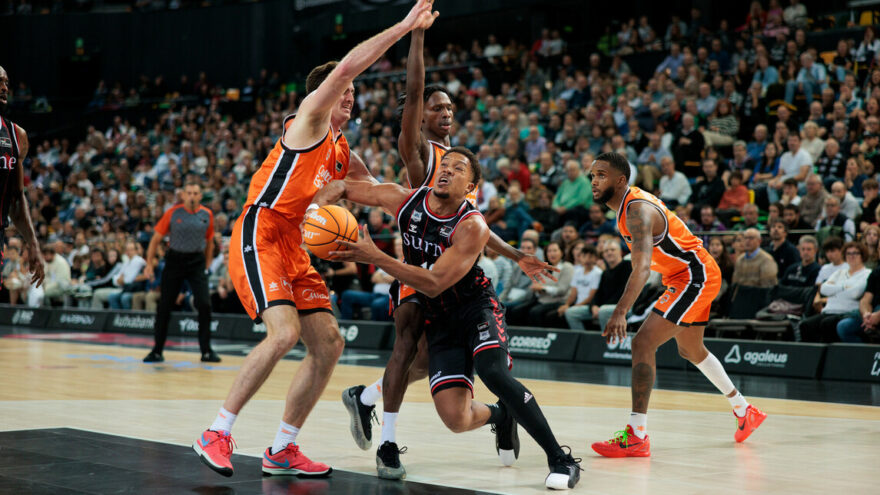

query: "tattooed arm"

left=603, top=201, right=658, bottom=343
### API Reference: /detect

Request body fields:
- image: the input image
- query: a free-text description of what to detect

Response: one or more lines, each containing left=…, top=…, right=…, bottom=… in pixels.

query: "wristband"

left=307, top=203, right=320, bottom=213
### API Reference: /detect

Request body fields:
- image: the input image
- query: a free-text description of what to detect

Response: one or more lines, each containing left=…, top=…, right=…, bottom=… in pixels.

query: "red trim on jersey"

left=424, top=190, right=459, bottom=219
left=449, top=210, right=484, bottom=244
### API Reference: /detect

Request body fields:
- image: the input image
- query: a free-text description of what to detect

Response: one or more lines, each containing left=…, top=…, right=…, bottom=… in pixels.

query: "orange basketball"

left=302, top=205, right=359, bottom=260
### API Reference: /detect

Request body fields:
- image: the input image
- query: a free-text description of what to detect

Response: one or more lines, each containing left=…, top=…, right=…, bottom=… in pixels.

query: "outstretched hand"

left=330, top=227, right=380, bottom=264
left=517, top=254, right=559, bottom=284
left=403, top=0, right=439, bottom=31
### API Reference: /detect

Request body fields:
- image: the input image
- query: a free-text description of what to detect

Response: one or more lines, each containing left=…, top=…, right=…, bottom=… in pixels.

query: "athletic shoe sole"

left=545, top=470, right=580, bottom=490
left=192, top=441, right=233, bottom=477
left=261, top=466, right=333, bottom=477
left=376, top=457, right=406, bottom=480
left=342, top=388, right=371, bottom=451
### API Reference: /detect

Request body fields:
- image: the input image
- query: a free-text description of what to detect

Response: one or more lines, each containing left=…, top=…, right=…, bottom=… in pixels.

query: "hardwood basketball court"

left=0, top=329, right=877, bottom=494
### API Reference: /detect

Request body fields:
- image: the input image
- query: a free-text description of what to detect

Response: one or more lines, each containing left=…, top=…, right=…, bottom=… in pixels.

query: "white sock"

left=210, top=407, right=237, bottom=434
left=380, top=412, right=398, bottom=444
left=271, top=421, right=299, bottom=454
left=729, top=392, right=749, bottom=417
left=628, top=412, right=647, bottom=439
left=360, top=377, right=383, bottom=406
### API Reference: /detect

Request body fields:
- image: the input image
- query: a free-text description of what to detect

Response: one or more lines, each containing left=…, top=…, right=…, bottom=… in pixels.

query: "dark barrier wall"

left=822, top=344, right=880, bottom=382
left=0, top=304, right=857, bottom=381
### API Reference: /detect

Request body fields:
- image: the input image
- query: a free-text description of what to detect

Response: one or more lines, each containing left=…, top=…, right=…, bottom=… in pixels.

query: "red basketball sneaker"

left=262, top=444, right=332, bottom=477
left=193, top=430, right=236, bottom=477
left=591, top=425, right=651, bottom=458
left=734, top=404, right=767, bottom=443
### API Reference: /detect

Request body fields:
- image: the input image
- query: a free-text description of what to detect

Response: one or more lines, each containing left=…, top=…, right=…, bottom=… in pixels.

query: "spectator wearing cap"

left=781, top=235, right=820, bottom=287
left=658, top=156, right=691, bottom=209
left=767, top=219, right=801, bottom=275
left=816, top=196, right=856, bottom=242
left=799, top=174, right=829, bottom=227
left=732, top=228, right=778, bottom=288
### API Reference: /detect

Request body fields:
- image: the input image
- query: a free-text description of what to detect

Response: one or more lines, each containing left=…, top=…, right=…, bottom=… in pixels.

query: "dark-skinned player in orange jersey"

left=587, top=152, right=766, bottom=458
left=315, top=147, right=581, bottom=490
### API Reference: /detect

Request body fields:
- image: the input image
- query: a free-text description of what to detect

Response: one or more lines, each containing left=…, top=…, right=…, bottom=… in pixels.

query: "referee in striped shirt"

left=143, top=177, right=220, bottom=363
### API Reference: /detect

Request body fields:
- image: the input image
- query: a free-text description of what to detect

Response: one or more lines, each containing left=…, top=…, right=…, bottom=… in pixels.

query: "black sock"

left=486, top=401, right=508, bottom=425
left=475, top=348, right=565, bottom=463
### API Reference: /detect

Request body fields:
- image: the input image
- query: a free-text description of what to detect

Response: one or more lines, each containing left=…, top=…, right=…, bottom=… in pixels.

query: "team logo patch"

left=439, top=226, right=453, bottom=237
left=0, top=137, right=11, bottom=148
left=411, top=211, right=422, bottom=222
left=408, top=222, right=419, bottom=233
left=478, top=322, right=490, bottom=341
left=335, top=161, right=343, bottom=172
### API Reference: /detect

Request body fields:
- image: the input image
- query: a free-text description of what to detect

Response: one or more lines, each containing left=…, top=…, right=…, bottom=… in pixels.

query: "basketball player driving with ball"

left=313, top=147, right=582, bottom=490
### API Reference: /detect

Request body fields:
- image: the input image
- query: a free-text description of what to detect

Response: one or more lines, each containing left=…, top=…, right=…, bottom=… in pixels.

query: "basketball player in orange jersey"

left=339, top=25, right=555, bottom=479
left=320, top=147, right=581, bottom=490
left=0, top=66, right=44, bottom=291
left=587, top=152, right=766, bottom=458
left=191, top=0, right=442, bottom=479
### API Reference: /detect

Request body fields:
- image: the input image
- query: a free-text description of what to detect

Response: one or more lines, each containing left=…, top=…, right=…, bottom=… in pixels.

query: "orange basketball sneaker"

left=193, top=429, right=236, bottom=477
left=591, top=425, right=651, bottom=458
left=734, top=405, right=767, bottom=443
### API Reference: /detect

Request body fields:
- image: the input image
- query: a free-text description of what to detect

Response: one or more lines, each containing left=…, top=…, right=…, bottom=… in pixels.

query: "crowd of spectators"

left=5, top=1, right=880, bottom=344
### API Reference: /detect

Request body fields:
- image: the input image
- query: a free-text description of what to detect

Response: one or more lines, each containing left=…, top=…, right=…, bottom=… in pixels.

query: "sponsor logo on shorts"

left=524, top=392, right=533, bottom=403
left=479, top=330, right=490, bottom=341
left=269, top=282, right=280, bottom=292
left=301, top=288, right=329, bottom=301
left=431, top=370, right=442, bottom=381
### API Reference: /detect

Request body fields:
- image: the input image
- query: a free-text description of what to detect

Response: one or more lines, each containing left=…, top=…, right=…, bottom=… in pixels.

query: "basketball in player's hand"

left=303, top=205, right=359, bottom=260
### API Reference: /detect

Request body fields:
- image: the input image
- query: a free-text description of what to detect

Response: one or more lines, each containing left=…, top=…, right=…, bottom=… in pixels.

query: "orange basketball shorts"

left=228, top=206, right=332, bottom=322
left=652, top=250, right=721, bottom=327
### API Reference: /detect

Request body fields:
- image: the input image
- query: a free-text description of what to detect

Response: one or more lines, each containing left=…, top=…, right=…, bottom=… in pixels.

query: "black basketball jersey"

left=0, top=116, right=21, bottom=231
left=396, top=186, right=494, bottom=317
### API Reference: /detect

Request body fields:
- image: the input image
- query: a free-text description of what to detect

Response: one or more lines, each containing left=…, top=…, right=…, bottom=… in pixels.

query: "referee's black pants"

left=152, top=250, right=213, bottom=355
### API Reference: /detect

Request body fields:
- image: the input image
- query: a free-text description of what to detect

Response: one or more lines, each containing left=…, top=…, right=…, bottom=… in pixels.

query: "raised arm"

left=9, top=125, right=44, bottom=287
left=287, top=0, right=439, bottom=145
left=332, top=215, right=490, bottom=298
left=399, top=29, right=431, bottom=187
left=604, top=202, right=658, bottom=343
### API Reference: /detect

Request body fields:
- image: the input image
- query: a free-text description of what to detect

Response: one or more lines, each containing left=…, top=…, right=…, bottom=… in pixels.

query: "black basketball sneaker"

left=376, top=441, right=407, bottom=480
left=545, top=447, right=582, bottom=490
left=342, top=385, right=376, bottom=450
left=492, top=402, right=519, bottom=466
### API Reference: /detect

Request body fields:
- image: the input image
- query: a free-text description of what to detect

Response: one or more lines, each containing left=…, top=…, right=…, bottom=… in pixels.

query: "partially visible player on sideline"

left=191, top=0, right=441, bottom=479
left=319, top=147, right=582, bottom=490
left=340, top=24, right=557, bottom=479
left=588, top=152, right=766, bottom=458
left=0, top=66, right=44, bottom=291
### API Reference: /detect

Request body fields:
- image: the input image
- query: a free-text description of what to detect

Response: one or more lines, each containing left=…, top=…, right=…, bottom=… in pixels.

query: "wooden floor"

left=1, top=338, right=878, bottom=494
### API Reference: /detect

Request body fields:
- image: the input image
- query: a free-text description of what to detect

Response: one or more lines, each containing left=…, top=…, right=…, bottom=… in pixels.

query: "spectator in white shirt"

left=561, top=245, right=603, bottom=330
left=769, top=133, right=812, bottom=203
left=658, top=156, right=691, bottom=208
left=801, top=241, right=870, bottom=342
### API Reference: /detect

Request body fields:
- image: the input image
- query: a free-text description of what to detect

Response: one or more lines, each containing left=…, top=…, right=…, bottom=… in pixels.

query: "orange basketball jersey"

left=418, top=140, right=478, bottom=207
left=244, top=115, right=350, bottom=227
left=616, top=187, right=709, bottom=280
